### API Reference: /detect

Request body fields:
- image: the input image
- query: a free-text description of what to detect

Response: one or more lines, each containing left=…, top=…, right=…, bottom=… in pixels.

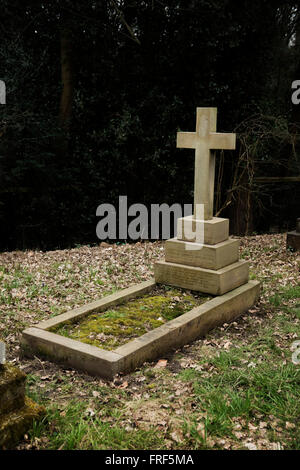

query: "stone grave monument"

left=21, top=107, right=260, bottom=380
left=155, top=107, right=251, bottom=295
left=0, top=341, right=45, bottom=449
left=287, top=218, right=300, bottom=251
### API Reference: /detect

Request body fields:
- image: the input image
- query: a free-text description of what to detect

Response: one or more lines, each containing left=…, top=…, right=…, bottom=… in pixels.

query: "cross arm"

left=177, top=132, right=197, bottom=149
left=208, top=132, right=236, bottom=150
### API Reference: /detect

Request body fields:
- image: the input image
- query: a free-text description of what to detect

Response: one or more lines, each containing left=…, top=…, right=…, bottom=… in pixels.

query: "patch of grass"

left=269, top=285, right=300, bottom=307
left=26, top=400, right=164, bottom=450
left=262, top=245, right=280, bottom=253
left=249, top=272, right=257, bottom=280
left=178, top=341, right=300, bottom=449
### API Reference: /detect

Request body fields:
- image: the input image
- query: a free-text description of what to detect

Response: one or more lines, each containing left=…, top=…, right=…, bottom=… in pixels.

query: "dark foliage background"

left=0, top=0, right=299, bottom=249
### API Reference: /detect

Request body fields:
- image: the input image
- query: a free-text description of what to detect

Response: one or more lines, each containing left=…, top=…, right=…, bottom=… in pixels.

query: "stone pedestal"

left=287, top=218, right=300, bottom=252
left=0, top=364, right=45, bottom=449
left=155, top=216, right=251, bottom=295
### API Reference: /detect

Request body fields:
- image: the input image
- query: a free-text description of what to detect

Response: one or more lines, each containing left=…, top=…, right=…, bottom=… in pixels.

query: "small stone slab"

left=165, top=237, right=239, bottom=270
left=0, top=341, right=5, bottom=365
left=154, top=260, right=249, bottom=295
left=287, top=231, right=300, bottom=251
left=21, top=279, right=260, bottom=379
left=177, top=215, right=229, bottom=245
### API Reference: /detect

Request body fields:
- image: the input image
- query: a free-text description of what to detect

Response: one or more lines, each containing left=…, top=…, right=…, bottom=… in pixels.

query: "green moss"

left=0, top=397, right=45, bottom=449
left=51, top=286, right=211, bottom=350
left=0, top=363, right=26, bottom=388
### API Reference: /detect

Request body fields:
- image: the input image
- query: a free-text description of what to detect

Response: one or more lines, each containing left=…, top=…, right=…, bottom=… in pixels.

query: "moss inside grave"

left=51, top=285, right=212, bottom=350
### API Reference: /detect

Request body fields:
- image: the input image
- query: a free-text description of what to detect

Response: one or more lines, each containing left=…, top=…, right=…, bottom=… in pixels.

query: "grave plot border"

left=22, top=279, right=260, bottom=380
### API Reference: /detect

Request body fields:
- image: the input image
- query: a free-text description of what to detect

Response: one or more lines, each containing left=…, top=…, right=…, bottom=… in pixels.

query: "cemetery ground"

left=0, top=234, right=299, bottom=451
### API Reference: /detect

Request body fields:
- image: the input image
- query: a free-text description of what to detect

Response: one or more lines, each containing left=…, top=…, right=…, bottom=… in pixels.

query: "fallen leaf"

left=285, top=422, right=296, bottom=430
left=119, top=381, right=128, bottom=389
left=244, top=442, right=257, bottom=450
left=154, top=359, right=168, bottom=368
left=171, top=431, right=182, bottom=443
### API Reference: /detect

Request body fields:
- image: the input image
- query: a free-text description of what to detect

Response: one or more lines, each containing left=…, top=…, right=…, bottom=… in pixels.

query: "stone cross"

left=0, top=341, right=5, bottom=365
left=177, top=107, right=236, bottom=220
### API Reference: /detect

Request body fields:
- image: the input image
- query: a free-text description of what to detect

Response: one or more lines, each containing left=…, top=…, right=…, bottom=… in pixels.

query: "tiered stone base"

left=0, top=364, right=45, bottom=449
left=155, top=215, right=251, bottom=295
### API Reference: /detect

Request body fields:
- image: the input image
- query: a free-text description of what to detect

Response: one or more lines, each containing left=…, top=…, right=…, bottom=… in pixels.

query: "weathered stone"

left=177, top=215, right=229, bottom=245
left=287, top=230, right=300, bottom=251
left=154, top=260, right=249, bottom=295
left=21, top=279, right=260, bottom=380
left=22, top=328, right=124, bottom=380
left=0, top=363, right=45, bottom=449
left=177, top=107, right=236, bottom=220
left=0, top=364, right=26, bottom=416
left=0, top=341, right=5, bottom=365
left=0, top=397, right=45, bottom=450
left=165, top=237, right=239, bottom=270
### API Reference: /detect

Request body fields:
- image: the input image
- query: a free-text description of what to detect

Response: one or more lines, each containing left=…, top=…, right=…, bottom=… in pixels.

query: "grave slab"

left=21, top=280, right=260, bottom=379
left=287, top=231, right=300, bottom=251
left=287, top=219, right=300, bottom=251
left=0, top=341, right=5, bottom=365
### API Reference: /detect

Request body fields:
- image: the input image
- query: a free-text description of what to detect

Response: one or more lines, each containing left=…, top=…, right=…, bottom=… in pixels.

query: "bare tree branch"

left=110, top=0, right=141, bottom=45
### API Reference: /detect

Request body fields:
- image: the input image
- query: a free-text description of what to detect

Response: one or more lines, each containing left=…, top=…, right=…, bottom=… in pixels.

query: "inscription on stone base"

left=154, top=260, right=249, bottom=295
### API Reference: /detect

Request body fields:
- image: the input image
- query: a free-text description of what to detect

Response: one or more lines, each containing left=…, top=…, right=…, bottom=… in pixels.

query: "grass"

left=27, top=401, right=164, bottom=450
left=179, top=346, right=300, bottom=441
left=0, top=234, right=299, bottom=450
left=22, top=279, right=299, bottom=450
left=175, top=282, right=300, bottom=449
